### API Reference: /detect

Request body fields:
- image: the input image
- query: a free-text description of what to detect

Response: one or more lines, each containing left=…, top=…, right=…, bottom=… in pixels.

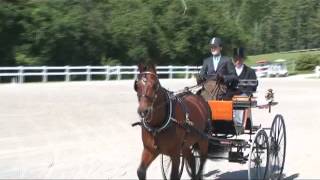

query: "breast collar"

left=141, top=89, right=175, bottom=135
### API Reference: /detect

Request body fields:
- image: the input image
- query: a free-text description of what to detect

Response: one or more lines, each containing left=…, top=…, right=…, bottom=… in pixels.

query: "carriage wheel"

left=248, top=129, right=270, bottom=180
left=160, top=154, right=184, bottom=180
left=185, top=147, right=201, bottom=178
left=269, top=114, right=286, bottom=180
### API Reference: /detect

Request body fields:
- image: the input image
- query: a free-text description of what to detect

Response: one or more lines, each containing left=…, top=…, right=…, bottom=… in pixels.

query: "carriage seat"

left=208, top=100, right=251, bottom=135
left=208, top=100, right=235, bottom=134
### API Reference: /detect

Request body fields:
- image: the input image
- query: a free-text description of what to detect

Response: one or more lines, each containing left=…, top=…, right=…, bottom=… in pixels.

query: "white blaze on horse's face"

left=141, top=77, right=147, bottom=85
left=136, top=73, right=159, bottom=118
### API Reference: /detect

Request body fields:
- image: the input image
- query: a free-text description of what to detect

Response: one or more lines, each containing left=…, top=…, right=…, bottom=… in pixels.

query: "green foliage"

left=295, top=54, right=320, bottom=71
left=0, top=1, right=25, bottom=66
left=100, top=57, right=120, bottom=66
left=0, top=0, right=319, bottom=66
left=247, top=50, right=320, bottom=65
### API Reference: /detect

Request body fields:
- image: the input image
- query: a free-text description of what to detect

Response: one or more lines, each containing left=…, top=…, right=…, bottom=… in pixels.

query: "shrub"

left=295, top=54, right=320, bottom=71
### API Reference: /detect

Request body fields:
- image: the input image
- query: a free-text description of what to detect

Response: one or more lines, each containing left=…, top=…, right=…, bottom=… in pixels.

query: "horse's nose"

left=138, top=108, right=149, bottom=118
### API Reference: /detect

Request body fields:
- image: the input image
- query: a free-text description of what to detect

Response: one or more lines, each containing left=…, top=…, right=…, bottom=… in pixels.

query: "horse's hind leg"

left=137, top=148, right=158, bottom=180
left=184, top=147, right=196, bottom=179
left=197, top=139, right=208, bottom=180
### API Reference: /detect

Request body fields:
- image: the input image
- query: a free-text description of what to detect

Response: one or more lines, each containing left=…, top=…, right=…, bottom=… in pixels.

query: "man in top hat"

left=233, top=47, right=258, bottom=95
left=232, top=47, right=258, bottom=134
left=198, top=37, right=238, bottom=87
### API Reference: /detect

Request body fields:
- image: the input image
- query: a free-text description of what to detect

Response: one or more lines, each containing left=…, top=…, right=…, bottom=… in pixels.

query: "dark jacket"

left=236, top=64, right=258, bottom=94
left=199, top=56, right=238, bottom=87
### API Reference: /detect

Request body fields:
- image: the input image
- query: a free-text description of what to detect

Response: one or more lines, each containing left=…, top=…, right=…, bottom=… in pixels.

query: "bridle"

left=135, top=71, right=161, bottom=122
left=133, top=71, right=191, bottom=136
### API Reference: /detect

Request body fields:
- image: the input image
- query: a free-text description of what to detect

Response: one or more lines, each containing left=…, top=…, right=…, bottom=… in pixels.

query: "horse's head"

left=134, top=63, right=160, bottom=119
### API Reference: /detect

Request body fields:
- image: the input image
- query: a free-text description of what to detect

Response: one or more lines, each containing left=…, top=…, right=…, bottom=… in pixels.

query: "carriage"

left=160, top=79, right=287, bottom=180
left=133, top=64, right=286, bottom=180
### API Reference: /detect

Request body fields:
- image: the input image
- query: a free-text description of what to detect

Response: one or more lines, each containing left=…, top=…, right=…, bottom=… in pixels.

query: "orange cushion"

left=208, top=100, right=233, bottom=121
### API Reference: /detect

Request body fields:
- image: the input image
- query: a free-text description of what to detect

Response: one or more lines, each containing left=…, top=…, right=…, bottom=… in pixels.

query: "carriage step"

left=252, top=125, right=261, bottom=132
left=228, top=152, right=247, bottom=164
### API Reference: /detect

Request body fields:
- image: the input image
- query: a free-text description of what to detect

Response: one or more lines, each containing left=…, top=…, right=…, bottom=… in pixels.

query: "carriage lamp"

left=265, top=89, right=274, bottom=113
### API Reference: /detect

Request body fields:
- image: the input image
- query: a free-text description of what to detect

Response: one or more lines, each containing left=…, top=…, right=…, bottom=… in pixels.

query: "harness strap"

left=133, top=90, right=195, bottom=137
left=138, top=90, right=174, bottom=135
left=175, top=94, right=193, bottom=126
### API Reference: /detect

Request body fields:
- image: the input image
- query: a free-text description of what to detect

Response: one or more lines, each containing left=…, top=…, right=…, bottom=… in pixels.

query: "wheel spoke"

left=277, top=119, right=282, bottom=136
left=276, top=121, right=283, bottom=145
left=278, top=152, right=284, bottom=165
left=278, top=151, right=284, bottom=160
left=274, top=117, right=278, bottom=139
left=276, top=155, right=281, bottom=171
left=277, top=130, right=284, bottom=146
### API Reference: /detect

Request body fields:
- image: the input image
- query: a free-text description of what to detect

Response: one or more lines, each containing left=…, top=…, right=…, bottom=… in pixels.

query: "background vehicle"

left=252, top=60, right=270, bottom=78
left=268, top=59, right=288, bottom=77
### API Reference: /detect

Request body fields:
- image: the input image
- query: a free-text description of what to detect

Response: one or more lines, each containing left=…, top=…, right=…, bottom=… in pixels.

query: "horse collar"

left=141, top=90, right=173, bottom=135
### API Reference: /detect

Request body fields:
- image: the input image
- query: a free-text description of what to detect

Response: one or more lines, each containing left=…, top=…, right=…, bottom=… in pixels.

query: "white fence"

left=0, top=65, right=201, bottom=83
left=316, top=66, right=320, bottom=78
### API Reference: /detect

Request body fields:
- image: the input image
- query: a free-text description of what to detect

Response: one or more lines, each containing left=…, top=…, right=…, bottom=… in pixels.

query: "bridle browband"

left=135, top=71, right=160, bottom=103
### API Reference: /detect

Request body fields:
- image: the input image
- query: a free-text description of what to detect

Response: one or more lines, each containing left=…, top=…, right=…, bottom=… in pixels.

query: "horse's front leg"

left=170, top=155, right=181, bottom=180
left=137, top=147, right=158, bottom=180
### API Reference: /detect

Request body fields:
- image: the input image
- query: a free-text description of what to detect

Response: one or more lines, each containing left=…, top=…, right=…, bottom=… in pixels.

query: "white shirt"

left=212, top=55, right=221, bottom=71
left=235, top=64, right=244, bottom=76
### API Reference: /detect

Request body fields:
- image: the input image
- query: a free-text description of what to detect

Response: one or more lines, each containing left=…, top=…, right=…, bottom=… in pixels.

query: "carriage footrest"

left=251, top=125, right=261, bottom=132
left=228, top=152, right=246, bottom=163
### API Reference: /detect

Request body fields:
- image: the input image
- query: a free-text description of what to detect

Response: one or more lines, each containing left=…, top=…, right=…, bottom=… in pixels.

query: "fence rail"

left=0, top=65, right=201, bottom=83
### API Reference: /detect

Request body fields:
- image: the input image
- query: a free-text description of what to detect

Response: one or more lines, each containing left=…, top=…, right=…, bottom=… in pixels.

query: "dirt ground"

left=0, top=77, right=319, bottom=179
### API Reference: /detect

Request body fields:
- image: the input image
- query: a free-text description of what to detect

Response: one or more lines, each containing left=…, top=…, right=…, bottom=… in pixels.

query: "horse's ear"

left=147, top=63, right=157, bottom=73
left=137, top=63, right=146, bottom=73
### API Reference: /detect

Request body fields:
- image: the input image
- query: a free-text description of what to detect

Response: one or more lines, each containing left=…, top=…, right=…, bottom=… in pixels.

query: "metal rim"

left=185, top=147, right=201, bottom=178
left=269, top=114, right=286, bottom=180
left=248, top=129, right=270, bottom=180
left=160, top=154, right=184, bottom=180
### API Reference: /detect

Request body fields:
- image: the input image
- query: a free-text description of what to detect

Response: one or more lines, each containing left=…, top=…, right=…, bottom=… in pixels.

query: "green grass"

left=247, top=50, right=320, bottom=65
left=247, top=50, right=320, bottom=74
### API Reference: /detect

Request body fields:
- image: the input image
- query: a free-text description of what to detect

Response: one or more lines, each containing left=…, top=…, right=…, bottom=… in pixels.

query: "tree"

left=0, top=1, right=25, bottom=65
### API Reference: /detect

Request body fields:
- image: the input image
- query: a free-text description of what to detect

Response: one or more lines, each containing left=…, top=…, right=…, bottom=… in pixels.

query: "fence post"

left=134, top=66, right=138, bottom=79
left=65, top=65, right=70, bottom=82
left=117, top=65, right=121, bottom=80
left=169, top=65, right=173, bottom=79
left=185, top=65, right=189, bottom=79
left=42, top=66, right=47, bottom=82
left=316, top=66, right=320, bottom=78
left=105, top=65, right=109, bottom=80
left=18, top=66, right=24, bottom=83
left=86, top=65, right=91, bottom=81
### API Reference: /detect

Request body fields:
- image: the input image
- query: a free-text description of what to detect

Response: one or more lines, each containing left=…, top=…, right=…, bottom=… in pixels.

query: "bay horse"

left=133, top=63, right=210, bottom=180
